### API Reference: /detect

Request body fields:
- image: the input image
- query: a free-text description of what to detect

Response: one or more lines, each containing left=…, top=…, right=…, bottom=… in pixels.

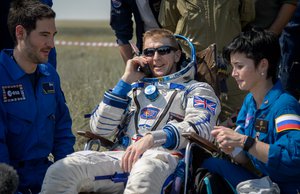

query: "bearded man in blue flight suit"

left=0, top=1, right=75, bottom=193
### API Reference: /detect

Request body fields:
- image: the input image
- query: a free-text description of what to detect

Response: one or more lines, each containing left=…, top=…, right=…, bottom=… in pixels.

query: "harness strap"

left=133, top=88, right=140, bottom=134
left=161, top=173, right=176, bottom=194
left=161, top=159, right=186, bottom=194
left=95, top=172, right=129, bottom=183
left=151, top=90, right=178, bottom=131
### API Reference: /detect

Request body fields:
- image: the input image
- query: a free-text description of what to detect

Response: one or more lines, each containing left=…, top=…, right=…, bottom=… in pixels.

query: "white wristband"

left=147, top=131, right=167, bottom=147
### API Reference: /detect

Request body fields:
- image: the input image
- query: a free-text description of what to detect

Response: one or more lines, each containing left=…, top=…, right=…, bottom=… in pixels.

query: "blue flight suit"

left=110, top=0, right=161, bottom=51
left=202, top=81, right=300, bottom=194
left=0, top=49, right=75, bottom=194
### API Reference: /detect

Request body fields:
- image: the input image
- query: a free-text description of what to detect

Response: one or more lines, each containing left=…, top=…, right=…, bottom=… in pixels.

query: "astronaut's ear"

left=174, top=49, right=181, bottom=63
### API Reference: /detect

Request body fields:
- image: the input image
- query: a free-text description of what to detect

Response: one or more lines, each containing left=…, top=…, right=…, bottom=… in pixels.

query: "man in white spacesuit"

left=40, top=28, right=220, bottom=194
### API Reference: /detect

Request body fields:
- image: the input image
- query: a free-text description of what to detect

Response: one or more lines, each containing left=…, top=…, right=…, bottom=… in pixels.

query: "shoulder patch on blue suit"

left=42, top=82, right=55, bottom=94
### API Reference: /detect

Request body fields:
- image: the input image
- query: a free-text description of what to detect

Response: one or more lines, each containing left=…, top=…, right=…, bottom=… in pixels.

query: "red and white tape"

left=55, top=40, right=118, bottom=47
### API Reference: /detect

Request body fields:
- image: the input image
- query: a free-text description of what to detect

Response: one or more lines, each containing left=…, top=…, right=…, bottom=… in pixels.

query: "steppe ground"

left=55, top=20, right=124, bottom=150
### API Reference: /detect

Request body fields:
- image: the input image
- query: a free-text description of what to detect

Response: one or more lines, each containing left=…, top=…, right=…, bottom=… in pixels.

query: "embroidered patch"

left=111, top=0, right=122, bottom=8
left=276, top=114, right=300, bottom=133
left=193, top=96, right=217, bottom=115
left=167, top=112, right=184, bottom=123
left=140, top=107, right=159, bottom=119
left=254, top=119, right=268, bottom=133
left=42, top=82, right=55, bottom=94
left=2, top=84, right=25, bottom=102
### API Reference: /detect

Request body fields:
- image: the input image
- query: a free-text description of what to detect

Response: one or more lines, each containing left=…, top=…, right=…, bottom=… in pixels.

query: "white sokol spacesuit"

left=40, top=60, right=220, bottom=194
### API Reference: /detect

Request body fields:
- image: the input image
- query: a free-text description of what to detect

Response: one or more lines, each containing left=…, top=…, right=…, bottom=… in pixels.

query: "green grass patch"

left=55, top=20, right=124, bottom=150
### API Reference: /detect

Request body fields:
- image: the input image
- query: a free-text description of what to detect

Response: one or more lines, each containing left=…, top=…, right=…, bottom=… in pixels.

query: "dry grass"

left=55, top=20, right=124, bottom=150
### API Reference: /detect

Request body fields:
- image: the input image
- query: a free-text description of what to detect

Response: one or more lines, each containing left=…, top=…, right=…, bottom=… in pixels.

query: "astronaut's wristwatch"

left=243, top=136, right=255, bottom=152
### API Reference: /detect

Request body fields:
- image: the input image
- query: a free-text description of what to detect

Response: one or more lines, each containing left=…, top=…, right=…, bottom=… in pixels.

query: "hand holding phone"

left=138, top=63, right=152, bottom=77
left=128, top=40, right=152, bottom=77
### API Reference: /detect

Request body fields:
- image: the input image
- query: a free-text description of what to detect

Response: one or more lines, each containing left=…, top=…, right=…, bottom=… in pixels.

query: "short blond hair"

left=143, top=28, right=179, bottom=49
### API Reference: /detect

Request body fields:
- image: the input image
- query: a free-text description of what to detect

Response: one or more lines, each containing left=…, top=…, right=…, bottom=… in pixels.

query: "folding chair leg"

left=184, top=141, right=194, bottom=194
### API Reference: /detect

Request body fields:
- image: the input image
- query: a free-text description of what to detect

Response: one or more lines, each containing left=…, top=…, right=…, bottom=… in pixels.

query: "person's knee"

left=46, top=159, right=69, bottom=177
left=125, top=157, right=174, bottom=194
left=41, top=157, right=87, bottom=193
left=130, top=158, right=162, bottom=180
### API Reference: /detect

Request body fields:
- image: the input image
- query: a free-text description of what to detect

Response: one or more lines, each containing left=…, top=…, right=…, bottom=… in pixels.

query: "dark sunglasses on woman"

left=143, top=46, right=178, bottom=57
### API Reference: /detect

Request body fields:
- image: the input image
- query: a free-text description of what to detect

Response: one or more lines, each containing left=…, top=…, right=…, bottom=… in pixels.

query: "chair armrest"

left=77, top=130, right=115, bottom=148
left=182, top=132, right=220, bottom=154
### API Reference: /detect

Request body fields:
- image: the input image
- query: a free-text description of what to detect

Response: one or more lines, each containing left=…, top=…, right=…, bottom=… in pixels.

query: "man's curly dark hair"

left=0, top=163, right=19, bottom=194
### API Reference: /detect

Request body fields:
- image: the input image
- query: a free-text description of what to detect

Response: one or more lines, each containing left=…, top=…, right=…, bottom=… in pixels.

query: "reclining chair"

left=77, top=35, right=228, bottom=194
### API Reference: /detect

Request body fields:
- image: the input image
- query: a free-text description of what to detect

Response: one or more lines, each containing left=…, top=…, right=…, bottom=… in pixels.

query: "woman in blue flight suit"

left=201, top=28, right=300, bottom=194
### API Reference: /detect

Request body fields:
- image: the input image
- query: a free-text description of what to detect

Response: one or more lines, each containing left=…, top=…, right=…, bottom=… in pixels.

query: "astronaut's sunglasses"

left=143, top=46, right=178, bottom=57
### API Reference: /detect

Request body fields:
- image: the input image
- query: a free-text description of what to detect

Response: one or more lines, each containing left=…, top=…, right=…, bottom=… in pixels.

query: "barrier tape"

left=55, top=40, right=118, bottom=47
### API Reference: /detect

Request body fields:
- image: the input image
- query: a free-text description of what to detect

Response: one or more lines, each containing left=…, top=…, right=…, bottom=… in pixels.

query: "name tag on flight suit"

left=2, top=84, right=26, bottom=102
left=42, top=82, right=55, bottom=94
left=254, top=119, right=268, bottom=133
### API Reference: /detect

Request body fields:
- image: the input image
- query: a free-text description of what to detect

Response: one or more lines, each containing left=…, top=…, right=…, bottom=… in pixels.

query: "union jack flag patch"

left=275, top=114, right=300, bottom=133
left=193, top=96, right=217, bottom=115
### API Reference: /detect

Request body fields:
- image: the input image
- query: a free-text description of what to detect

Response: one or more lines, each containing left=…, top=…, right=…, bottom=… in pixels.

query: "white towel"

left=236, top=176, right=280, bottom=194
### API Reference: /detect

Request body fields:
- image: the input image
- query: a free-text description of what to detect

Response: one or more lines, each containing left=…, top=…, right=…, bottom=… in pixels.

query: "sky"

left=52, top=0, right=110, bottom=20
